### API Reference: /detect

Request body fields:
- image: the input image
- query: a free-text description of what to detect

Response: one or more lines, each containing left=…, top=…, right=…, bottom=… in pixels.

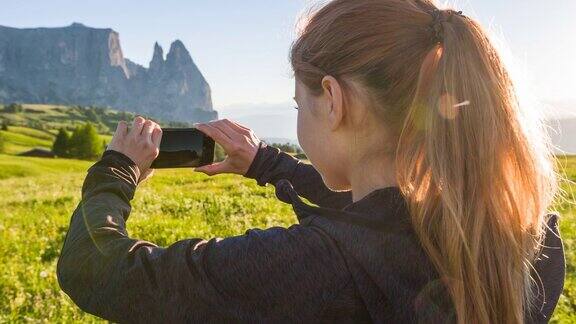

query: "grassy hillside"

left=0, top=125, right=113, bottom=156
left=0, top=104, right=223, bottom=159
left=0, top=103, right=195, bottom=133
left=0, top=153, right=574, bottom=322
left=0, top=104, right=127, bottom=155
left=0, top=104, right=137, bottom=135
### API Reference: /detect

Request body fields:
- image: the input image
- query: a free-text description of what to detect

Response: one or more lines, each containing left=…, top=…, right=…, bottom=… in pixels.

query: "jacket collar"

left=273, top=179, right=411, bottom=232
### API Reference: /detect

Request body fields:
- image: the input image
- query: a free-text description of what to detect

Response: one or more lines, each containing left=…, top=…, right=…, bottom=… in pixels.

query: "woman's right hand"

left=193, top=119, right=262, bottom=176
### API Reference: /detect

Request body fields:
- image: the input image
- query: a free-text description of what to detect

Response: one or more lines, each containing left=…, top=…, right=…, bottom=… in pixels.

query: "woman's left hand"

left=107, top=116, right=163, bottom=183
left=193, top=119, right=261, bottom=176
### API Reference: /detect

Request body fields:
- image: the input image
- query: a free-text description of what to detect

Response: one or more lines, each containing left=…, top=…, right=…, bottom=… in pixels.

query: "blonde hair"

left=290, top=0, right=560, bottom=322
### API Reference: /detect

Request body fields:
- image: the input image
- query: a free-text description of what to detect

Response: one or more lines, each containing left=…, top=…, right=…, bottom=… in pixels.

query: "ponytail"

left=396, top=7, right=558, bottom=324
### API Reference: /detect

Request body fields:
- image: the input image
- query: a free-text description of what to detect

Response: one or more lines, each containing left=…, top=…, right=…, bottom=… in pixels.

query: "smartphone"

left=150, top=128, right=215, bottom=169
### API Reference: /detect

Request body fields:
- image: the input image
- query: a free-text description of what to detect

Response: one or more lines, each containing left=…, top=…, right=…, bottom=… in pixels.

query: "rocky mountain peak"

left=166, top=39, right=193, bottom=66
left=149, top=42, right=164, bottom=73
left=0, top=24, right=217, bottom=122
left=153, top=42, right=164, bottom=60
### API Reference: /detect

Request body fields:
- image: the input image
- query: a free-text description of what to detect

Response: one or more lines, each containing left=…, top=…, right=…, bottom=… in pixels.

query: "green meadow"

left=0, top=104, right=574, bottom=322
left=0, top=154, right=298, bottom=322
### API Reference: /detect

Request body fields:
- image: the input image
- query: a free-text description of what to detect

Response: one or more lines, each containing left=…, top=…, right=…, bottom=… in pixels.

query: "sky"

left=1, top=0, right=575, bottom=137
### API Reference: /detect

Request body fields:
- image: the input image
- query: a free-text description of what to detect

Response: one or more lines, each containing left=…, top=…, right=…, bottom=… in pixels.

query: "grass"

left=0, top=104, right=130, bottom=134
left=0, top=129, right=54, bottom=153
left=0, top=154, right=92, bottom=180
left=8, top=126, right=56, bottom=141
left=0, top=148, right=574, bottom=321
left=554, top=156, right=576, bottom=323
left=0, top=126, right=113, bottom=156
left=0, top=155, right=296, bottom=322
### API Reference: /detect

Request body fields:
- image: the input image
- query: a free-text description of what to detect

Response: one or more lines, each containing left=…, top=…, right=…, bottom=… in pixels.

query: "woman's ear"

left=321, top=75, right=345, bottom=131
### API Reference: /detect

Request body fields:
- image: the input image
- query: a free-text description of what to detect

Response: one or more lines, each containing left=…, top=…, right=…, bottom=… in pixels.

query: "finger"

left=141, top=120, right=155, bottom=142
left=114, top=121, right=128, bottom=138
left=194, top=160, right=229, bottom=176
left=130, top=116, right=146, bottom=138
left=151, top=125, right=162, bottom=148
left=221, top=119, right=252, bottom=136
left=195, top=123, right=235, bottom=152
left=207, top=120, right=243, bottom=141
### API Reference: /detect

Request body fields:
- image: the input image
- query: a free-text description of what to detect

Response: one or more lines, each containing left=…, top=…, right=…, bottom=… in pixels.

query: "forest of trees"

left=266, top=142, right=307, bottom=160
left=2, top=103, right=24, bottom=113
left=52, top=123, right=104, bottom=160
left=268, top=142, right=303, bottom=154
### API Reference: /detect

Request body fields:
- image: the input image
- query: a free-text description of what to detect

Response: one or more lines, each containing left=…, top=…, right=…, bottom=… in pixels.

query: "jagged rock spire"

left=166, top=40, right=193, bottom=66
left=149, top=42, right=164, bottom=73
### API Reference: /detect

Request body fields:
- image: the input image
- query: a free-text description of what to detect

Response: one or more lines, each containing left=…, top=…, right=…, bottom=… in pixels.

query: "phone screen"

left=150, top=128, right=215, bottom=169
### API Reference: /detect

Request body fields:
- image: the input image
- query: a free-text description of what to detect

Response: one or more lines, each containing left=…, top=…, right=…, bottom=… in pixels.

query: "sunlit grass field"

left=0, top=124, right=111, bottom=156
left=0, top=153, right=574, bottom=322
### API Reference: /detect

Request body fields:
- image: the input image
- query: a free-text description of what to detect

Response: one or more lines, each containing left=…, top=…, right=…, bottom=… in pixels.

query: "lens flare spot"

left=438, top=93, right=470, bottom=120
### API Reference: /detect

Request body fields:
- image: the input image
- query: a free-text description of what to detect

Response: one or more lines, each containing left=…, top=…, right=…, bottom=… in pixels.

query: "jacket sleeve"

left=57, top=150, right=350, bottom=323
left=244, top=142, right=353, bottom=209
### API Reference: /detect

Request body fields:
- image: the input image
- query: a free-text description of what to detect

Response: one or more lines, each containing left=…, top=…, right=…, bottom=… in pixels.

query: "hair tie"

left=428, top=9, right=465, bottom=44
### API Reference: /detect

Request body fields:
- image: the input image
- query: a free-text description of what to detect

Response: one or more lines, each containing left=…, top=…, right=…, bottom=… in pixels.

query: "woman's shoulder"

left=526, top=212, right=565, bottom=322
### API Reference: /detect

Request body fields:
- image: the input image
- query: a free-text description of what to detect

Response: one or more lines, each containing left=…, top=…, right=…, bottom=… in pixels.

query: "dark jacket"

left=57, top=142, right=565, bottom=323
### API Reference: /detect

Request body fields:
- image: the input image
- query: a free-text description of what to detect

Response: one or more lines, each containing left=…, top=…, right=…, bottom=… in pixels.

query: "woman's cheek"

left=296, top=110, right=307, bottom=156
left=297, top=113, right=323, bottom=174
left=298, top=110, right=318, bottom=160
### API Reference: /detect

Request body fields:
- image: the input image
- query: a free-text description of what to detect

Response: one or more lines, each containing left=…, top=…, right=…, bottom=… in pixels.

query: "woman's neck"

left=349, top=157, right=398, bottom=203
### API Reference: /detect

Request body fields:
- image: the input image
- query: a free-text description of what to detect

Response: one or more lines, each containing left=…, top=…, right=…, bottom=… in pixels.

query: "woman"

left=57, top=0, right=565, bottom=323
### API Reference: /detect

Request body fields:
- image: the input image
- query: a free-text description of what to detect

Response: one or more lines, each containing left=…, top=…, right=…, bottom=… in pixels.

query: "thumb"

left=194, top=161, right=228, bottom=176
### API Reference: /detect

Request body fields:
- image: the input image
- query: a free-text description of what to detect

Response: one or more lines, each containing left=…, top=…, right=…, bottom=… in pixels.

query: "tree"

left=1, top=120, right=8, bottom=131
left=52, top=128, right=71, bottom=158
left=67, top=126, right=83, bottom=158
left=84, top=107, right=101, bottom=123
left=78, top=123, right=102, bottom=160
left=27, top=120, right=45, bottom=130
left=68, top=123, right=103, bottom=160
left=118, top=111, right=135, bottom=122
left=269, top=142, right=303, bottom=154
left=0, top=133, right=5, bottom=154
left=5, top=103, right=23, bottom=113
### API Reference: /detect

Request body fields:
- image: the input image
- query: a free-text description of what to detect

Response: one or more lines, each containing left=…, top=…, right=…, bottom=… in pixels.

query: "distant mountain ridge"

left=0, top=23, right=217, bottom=122
left=547, top=117, right=576, bottom=155
left=224, top=101, right=576, bottom=155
